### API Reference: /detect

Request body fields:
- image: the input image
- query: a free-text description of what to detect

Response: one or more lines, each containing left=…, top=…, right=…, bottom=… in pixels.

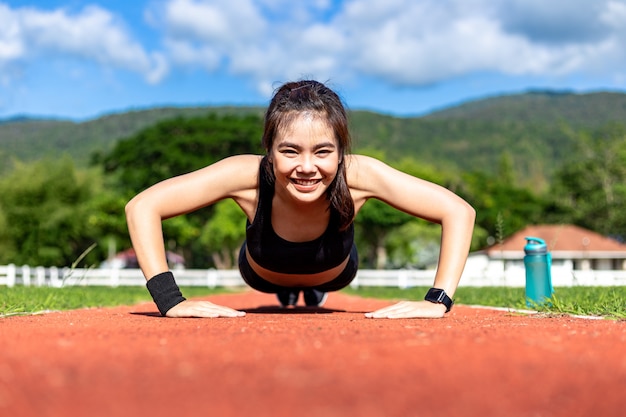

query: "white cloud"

left=4, top=0, right=626, bottom=97
left=603, top=0, right=626, bottom=28
left=153, top=0, right=626, bottom=92
left=162, top=0, right=266, bottom=44
left=0, top=3, right=167, bottom=83
left=335, top=0, right=626, bottom=84
left=0, top=4, right=25, bottom=61
left=155, top=0, right=350, bottom=89
left=492, top=0, right=610, bottom=44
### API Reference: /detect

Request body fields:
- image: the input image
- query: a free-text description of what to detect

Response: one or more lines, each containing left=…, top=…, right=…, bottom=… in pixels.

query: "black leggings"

left=238, top=243, right=358, bottom=294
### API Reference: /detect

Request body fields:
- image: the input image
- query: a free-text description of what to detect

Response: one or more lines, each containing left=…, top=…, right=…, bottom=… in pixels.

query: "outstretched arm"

left=125, top=155, right=260, bottom=318
left=348, top=155, right=476, bottom=319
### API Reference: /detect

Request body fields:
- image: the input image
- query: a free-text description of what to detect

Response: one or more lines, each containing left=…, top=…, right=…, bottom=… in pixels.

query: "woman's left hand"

left=365, top=300, right=448, bottom=319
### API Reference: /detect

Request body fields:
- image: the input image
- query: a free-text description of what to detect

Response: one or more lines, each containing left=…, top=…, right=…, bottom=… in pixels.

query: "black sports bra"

left=245, top=159, right=354, bottom=274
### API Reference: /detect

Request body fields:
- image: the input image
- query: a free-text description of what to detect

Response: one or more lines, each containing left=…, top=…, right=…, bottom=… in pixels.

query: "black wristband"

left=146, top=271, right=186, bottom=316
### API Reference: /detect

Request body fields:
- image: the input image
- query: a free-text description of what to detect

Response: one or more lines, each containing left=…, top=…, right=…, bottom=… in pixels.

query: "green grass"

left=0, top=286, right=235, bottom=317
left=1, top=285, right=624, bottom=320
left=343, top=286, right=626, bottom=320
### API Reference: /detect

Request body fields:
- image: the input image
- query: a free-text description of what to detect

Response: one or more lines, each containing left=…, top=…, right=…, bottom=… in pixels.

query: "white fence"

left=1, top=264, right=626, bottom=288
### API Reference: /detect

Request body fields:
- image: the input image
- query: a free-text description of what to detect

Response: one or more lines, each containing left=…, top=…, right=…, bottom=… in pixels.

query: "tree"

left=355, top=199, right=413, bottom=268
left=0, top=158, right=103, bottom=266
left=458, top=170, right=545, bottom=248
left=84, top=187, right=134, bottom=265
left=384, top=219, right=442, bottom=269
left=547, top=124, right=626, bottom=238
left=99, top=113, right=264, bottom=267
left=353, top=155, right=444, bottom=269
left=101, top=113, right=264, bottom=193
left=200, top=199, right=248, bottom=269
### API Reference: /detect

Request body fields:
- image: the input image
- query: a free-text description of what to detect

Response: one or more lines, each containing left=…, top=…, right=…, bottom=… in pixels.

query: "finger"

left=169, top=304, right=245, bottom=318
left=190, top=301, right=245, bottom=317
left=365, top=301, right=446, bottom=319
left=196, top=306, right=245, bottom=318
left=217, top=309, right=246, bottom=318
left=377, top=306, right=417, bottom=319
left=365, top=301, right=411, bottom=318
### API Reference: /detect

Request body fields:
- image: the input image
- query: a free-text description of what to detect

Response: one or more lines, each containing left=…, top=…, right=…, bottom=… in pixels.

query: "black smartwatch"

left=424, top=288, right=454, bottom=312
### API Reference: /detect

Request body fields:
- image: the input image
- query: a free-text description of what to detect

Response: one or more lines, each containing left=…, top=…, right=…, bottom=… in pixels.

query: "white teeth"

left=292, top=179, right=319, bottom=186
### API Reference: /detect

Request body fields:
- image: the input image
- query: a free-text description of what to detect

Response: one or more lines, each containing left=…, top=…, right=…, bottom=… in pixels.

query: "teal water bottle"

left=523, top=237, right=554, bottom=307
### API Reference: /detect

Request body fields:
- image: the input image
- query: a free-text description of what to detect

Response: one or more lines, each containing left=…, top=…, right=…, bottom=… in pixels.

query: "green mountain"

left=0, top=106, right=265, bottom=171
left=2, top=91, right=625, bottom=188
left=349, top=91, right=626, bottom=187
left=423, top=90, right=626, bottom=126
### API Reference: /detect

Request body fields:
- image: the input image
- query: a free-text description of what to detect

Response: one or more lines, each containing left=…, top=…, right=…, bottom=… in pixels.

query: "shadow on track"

left=129, top=306, right=350, bottom=317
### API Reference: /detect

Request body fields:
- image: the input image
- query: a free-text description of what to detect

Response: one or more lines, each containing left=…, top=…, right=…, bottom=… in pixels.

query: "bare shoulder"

left=197, top=154, right=261, bottom=191
left=346, top=154, right=385, bottom=171
left=215, top=154, right=263, bottom=170
left=218, top=154, right=262, bottom=175
left=345, top=154, right=393, bottom=195
left=346, top=154, right=474, bottom=221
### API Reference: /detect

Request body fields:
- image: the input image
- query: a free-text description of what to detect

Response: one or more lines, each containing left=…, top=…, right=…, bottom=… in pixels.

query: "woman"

left=126, top=80, right=475, bottom=319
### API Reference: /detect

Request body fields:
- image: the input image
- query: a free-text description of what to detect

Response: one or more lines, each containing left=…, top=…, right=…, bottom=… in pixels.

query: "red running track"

left=1, top=290, right=624, bottom=417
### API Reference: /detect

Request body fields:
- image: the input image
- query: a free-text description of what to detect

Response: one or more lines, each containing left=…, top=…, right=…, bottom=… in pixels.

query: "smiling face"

left=270, top=112, right=340, bottom=205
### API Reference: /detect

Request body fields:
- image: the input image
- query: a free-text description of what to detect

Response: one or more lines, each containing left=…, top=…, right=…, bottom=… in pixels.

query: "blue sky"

left=2, top=0, right=626, bottom=120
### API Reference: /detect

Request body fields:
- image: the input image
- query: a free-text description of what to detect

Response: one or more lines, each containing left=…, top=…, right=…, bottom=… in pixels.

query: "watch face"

left=426, top=288, right=445, bottom=302
left=425, top=288, right=453, bottom=312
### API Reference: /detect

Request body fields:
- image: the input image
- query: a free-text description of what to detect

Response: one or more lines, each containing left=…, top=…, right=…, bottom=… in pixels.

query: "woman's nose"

left=297, top=154, right=315, bottom=172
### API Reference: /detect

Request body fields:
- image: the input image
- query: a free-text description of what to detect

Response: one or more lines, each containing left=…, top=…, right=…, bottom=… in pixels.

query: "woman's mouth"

left=290, top=178, right=322, bottom=187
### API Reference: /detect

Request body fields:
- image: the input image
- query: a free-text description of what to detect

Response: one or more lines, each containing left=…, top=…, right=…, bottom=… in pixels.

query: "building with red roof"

left=462, top=224, right=626, bottom=286
left=482, top=224, right=626, bottom=270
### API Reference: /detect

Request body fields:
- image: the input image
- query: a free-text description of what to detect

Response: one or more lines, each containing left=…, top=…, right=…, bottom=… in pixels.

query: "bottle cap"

left=524, top=236, right=547, bottom=254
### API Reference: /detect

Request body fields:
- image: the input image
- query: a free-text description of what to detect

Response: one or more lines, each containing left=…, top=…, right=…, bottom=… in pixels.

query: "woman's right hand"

left=165, top=300, right=246, bottom=318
